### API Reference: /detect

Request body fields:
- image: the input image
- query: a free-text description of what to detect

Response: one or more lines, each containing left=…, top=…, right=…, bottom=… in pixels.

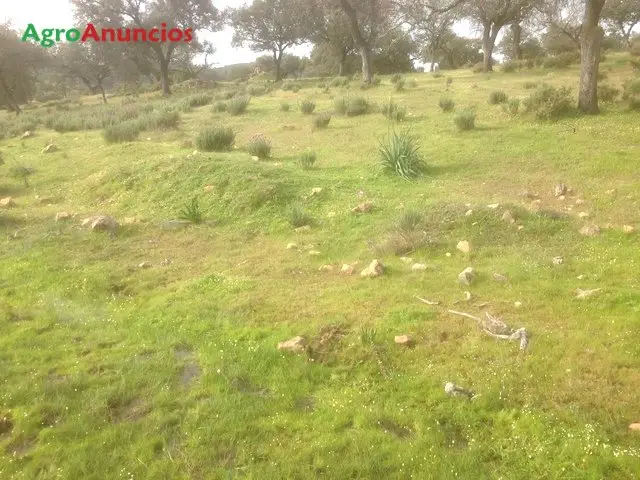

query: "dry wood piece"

left=415, top=296, right=440, bottom=306
left=447, top=310, right=530, bottom=351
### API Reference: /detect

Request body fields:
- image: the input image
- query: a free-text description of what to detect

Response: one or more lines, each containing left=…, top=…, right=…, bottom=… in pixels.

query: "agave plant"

left=378, top=130, right=426, bottom=179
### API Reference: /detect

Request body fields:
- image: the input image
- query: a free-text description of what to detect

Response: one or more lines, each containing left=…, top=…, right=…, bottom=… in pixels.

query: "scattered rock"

left=351, top=201, right=373, bottom=214
left=575, top=199, right=585, bottom=205
left=501, top=210, right=516, bottom=224
left=577, top=275, right=585, bottom=280
left=464, top=291, right=473, bottom=301
left=340, top=264, right=355, bottom=275
left=558, top=195, right=566, bottom=201
left=554, top=183, right=567, bottom=197
left=138, top=261, right=152, bottom=269
left=605, top=189, right=616, bottom=195
left=160, top=258, right=172, bottom=266
left=552, top=256, right=564, bottom=265
left=514, top=301, right=523, bottom=308
left=0, top=197, right=16, bottom=208
left=361, top=259, right=384, bottom=278
left=400, top=257, right=413, bottom=264
left=575, top=288, right=601, bottom=299
left=319, top=264, right=334, bottom=272
left=579, top=224, right=600, bottom=237
left=457, top=267, right=475, bottom=286
left=456, top=240, right=471, bottom=254
left=445, top=252, right=452, bottom=257
left=528, top=199, right=542, bottom=212
left=277, top=336, right=306, bottom=353
left=55, top=212, right=71, bottom=222
left=394, top=335, right=414, bottom=347
left=629, top=423, right=640, bottom=432
left=444, top=382, right=474, bottom=399
left=311, top=187, right=323, bottom=195
left=286, top=242, right=298, bottom=250
left=519, top=190, right=538, bottom=200
left=465, top=209, right=473, bottom=216
left=204, top=185, right=214, bottom=192
left=411, top=263, right=427, bottom=272
left=517, top=225, right=524, bottom=231
left=493, top=273, right=508, bottom=283
left=251, top=155, right=259, bottom=161
left=42, top=143, right=57, bottom=154
left=20, top=131, right=32, bottom=139
left=294, top=225, right=311, bottom=232
left=622, top=225, right=636, bottom=234
left=578, top=212, right=590, bottom=219
left=82, top=215, right=118, bottom=234
left=487, top=203, right=500, bottom=210
left=308, top=250, right=321, bottom=256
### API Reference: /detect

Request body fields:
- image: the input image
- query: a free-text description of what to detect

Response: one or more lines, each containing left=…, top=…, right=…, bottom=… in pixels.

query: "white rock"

left=400, top=257, right=413, bottom=264
left=311, top=187, right=323, bottom=195
left=514, top=301, right=523, bottom=308
left=465, top=209, right=473, bottom=216
left=575, top=199, right=585, bottom=205
left=487, top=203, right=500, bottom=209
left=0, top=197, right=16, bottom=208
left=493, top=273, right=508, bottom=283
left=308, top=250, right=321, bottom=256
left=340, top=264, right=355, bottom=275
left=578, top=212, right=590, bottom=219
left=277, top=336, right=306, bottom=353
left=361, top=259, right=384, bottom=278
left=456, top=240, right=471, bottom=254
left=580, top=224, right=600, bottom=237
left=411, top=263, right=427, bottom=272
left=55, top=212, right=71, bottom=222
left=286, top=242, right=298, bottom=250
left=575, top=288, right=601, bottom=299
left=623, top=225, right=636, bottom=234
left=319, top=265, right=334, bottom=272
left=394, top=335, right=414, bottom=346
left=445, top=252, right=452, bottom=257
left=552, top=256, right=564, bottom=265
left=458, top=267, right=475, bottom=285
left=138, top=261, right=152, bottom=269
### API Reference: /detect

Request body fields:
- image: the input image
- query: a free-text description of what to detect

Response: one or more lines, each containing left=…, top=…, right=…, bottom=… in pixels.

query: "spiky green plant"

left=439, top=97, right=455, bottom=112
left=378, top=130, right=426, bottom=179
left=195, top=126, right=235, bottom=151
left=297, top=151, right=317, bottom=169
left=299, top=99, right=316, bottom=114
left=179, top=197, right=203, bottom=224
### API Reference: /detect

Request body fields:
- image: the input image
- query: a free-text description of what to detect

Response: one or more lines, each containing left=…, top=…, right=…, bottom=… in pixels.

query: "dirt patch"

left=4, top=436, right=36, bottom=458
left=107, top=397, right=149, bottom=423
left=0, top=413, right=13, bottom=438
left=180, top=363, right=202, bottom=387
left=293, top=395, right=315, bottom=412
left=174, top=345, right=193, bottom=361
left=377, top=417, right=413, bottom=439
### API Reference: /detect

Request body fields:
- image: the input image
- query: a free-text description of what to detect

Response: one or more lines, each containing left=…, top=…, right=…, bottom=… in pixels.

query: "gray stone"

left=277, top=336, right=306, bottom=353
left=457, top=267, right=475, bottom=285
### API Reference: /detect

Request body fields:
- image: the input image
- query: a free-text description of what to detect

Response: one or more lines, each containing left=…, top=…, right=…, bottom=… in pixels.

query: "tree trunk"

left=578, top=0, right=606, bottom=114
left=482, top=27, right=495, bottom=72
left=274, top=50, right=283, bottom=82
left=98, top=84, right=107, bottom=104
left=512, top=23, right=523, bottom=60
left=359, top=45, right=373, bottom=83
left=338, top=49, right=347, bottom=77
left=159, top=56, right=171, bottom=96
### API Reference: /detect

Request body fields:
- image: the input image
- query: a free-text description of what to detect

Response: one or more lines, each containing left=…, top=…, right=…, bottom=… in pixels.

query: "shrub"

left=503, top=98, right=521, bottom=115
left=406, top=78, right=418, bottom=88
left=501, top=61, right=518, bottom=73
left=215, top=89, right=238, bottom=100
left=103, top=121, right=141, bottom=143
left=390, top=74, right=402, bottom=84
left=439, top=97, right=455, bottom=112
left=292, top=84, right=300, bottom=93
left=378, top=130, right=426, bottom=179
left=8, top=164, right=35, bottom=187
left=179, top=197, right=203, bottom=224
left=381, top=99, right=407, bottom=121
left=622, top=78, right=640, bottom=98
left=299, top=99, right=316, bottom=114
left=394, top=77, right=406, bottom=91
left=247, top=134, right=272, bottom=159
left=542, top=52, right=580, bottom=69
left=247, top=84, right=267, bottom=96
left=297, top=151, right=316, bottom=169
left=489, top=90, right=508, bottom=104
left=227, top=95, right=250, bottom=115
left=213, top=101, right=227, bottom=112
left=186, top=94, right=213, bottom=108
left=433, top=71, right=444, bottom=78
left=397, top=210, right=424, bottom=232
left=334, top=96, right=372, bottom=116
left=598, top=84, right=620, bottom=103
left=629, top=96, right=640, bottom=111
left=280, top=101, right=290, bottom=112
left=523, top=81, right=538, bottom=89
left=146, top=110, right=180, bottom=130
left=372, top=76, right=382, bottom=86
left=288, top=204, right=314, bottom=228
left=472, top=62, right=484, bottom=73
left=454, top=109, right=476, bottom=131
left=317, top=82, right=326, bottom=88
left=312, top=112, right=331, bottom=129
left=446, top=77, right=453, bottom=87
left=597, top=71, right=608, bottom=81
left=524, top=84, right=573, bottom=120
left=195, top=125, right=235, bottom=151
left=330, top=77, right=349, bottom=87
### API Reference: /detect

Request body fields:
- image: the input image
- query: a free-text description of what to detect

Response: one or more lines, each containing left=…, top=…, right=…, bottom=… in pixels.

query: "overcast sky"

left=3, top=0, right=473, bottom=66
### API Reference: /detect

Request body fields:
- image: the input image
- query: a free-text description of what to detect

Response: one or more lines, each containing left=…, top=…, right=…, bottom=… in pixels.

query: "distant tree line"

left=1, top=0, right=639, bottom=115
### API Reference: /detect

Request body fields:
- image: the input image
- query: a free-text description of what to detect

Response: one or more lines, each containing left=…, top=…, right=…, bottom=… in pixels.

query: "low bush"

left=213, top=101, right=227, bottom=112
left=523, top=84, right=573, bottom=120
left=378, top=130, right=426, bottom=179
left=598, top=84, right=620, bottom=103
left=280, top=101, right=290, bottom=112
left=394, top=78, right=406, bottom=92
left=247, top=84, right=267, bottom=96
left=288, top=204, right=314, bottom=228
left=330, top=77, right=349, bottom=87
left=381, top=99, right=407, bottom=121
left=312, top=112, right=331, bottom=129
left=390, top=74, right=402, bottom=84
left=247, top=134, right=272, bottom=159
left=489, top=90, right=508, bottom=104
left=145, top=110, right=180, bottom=130
left=542, top=52, right=580, bottom=69
left=186, top=94, right=213, bottom=108
left=439, top=97, right=455, bottom=112
left=299, top=99, right=316, bottom=114
left=454, top=109, right=476, bottom=131
left=334, top=96, right=372, bottom=116
left=179, top=197, right=203, bottom=224
left=523, top=81, right=538, bottom=89
left=227, top=95, right=250, bottom=115
left=297, top=151, right=317, bottom=169
left=195, top=125, right=235, bottom=151
left=103, top=121, right=141, bottom=143
left=503, top=98, right=521, bottom=116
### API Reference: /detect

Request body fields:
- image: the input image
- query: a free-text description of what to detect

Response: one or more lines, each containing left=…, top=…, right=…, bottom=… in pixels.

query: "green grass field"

left=1, top=56, right=640, bottom=479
